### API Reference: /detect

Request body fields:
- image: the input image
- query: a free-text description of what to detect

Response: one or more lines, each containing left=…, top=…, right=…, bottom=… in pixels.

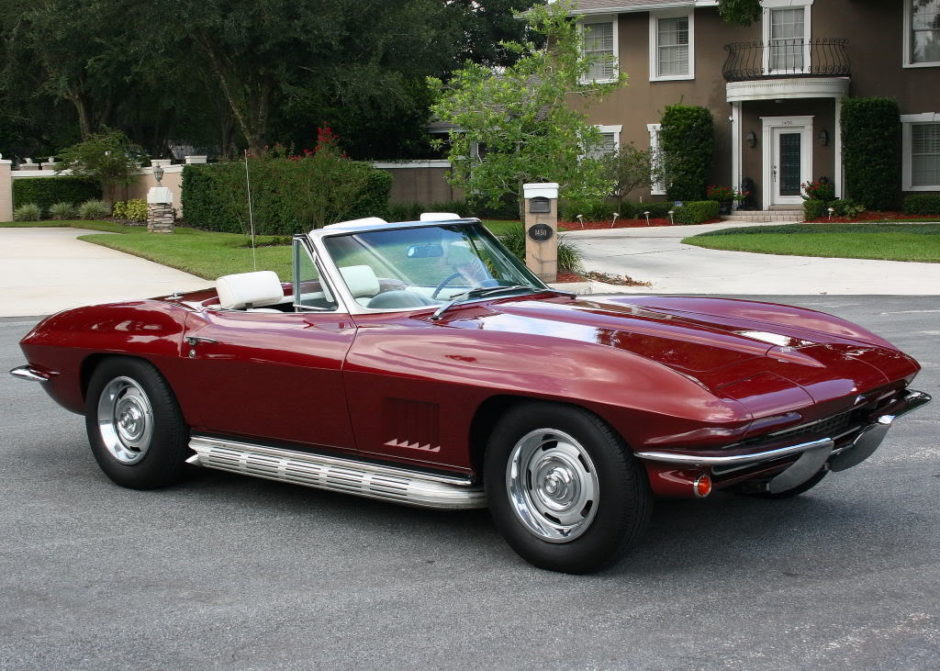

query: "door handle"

left=185, top=336, right=218, bottom=346
left=772, top=166, right=777, bottom=182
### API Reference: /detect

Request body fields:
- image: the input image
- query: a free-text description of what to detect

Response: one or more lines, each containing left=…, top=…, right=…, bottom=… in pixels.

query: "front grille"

left=771, top=411, right=855, bottom=442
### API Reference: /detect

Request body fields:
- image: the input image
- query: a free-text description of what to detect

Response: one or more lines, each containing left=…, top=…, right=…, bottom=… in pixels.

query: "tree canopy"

left=429, top=1, right=623, bottom=213
left=0, top=1, right=540, bottom=161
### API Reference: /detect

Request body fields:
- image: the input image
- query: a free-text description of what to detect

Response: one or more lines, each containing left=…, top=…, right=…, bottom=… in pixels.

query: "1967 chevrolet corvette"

left=11, top=214, right=930, bottom=573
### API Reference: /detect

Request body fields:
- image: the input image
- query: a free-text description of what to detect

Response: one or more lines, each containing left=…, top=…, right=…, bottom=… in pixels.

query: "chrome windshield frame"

left=306, top=218, right=550, bottom=316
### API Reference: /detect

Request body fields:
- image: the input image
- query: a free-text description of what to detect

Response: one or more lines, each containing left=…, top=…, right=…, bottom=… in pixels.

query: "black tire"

left=484, top=402, right=652, bottom=574
left=742, top=468, right=828, bottom=499
left=84, top=357, right=190, bottom=489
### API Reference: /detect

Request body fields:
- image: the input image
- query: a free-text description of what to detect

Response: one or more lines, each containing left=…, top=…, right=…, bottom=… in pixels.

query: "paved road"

left=0, top=228, right=212, bottom=317
left=565, top=222, right=940, bottom=294
left=2, top=296, right=938, bottom=670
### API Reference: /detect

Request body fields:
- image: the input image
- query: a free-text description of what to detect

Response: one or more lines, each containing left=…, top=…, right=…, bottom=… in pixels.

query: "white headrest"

left=420, top=212, right=461, bottom=222
left=339, top=265, right=380, bottom=298
left=216, top=271, right=284, bottom=309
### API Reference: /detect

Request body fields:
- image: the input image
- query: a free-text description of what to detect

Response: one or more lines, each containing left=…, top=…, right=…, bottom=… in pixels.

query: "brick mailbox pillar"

left=147, top=186, right=175, bottom=233
left=0, top=159, right=12, bottom=223
left=522, top=182, right=559, bottom=283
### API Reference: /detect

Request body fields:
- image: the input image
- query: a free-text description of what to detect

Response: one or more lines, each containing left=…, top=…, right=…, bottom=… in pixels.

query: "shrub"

left=842, top=98, right=901, bottom=210
left=803, top=199, right=828, bottom=220
left=903, top=194, right=940, bottom=215
left=636, top=202, right=673, bottom=219
left=13, top=176, right=101, bottom=211
left=113, top=199, right=148, bottom=223
left=13, top=203, right=42, bottom=221
left=58, top=128, right=146, bottom=191
left=78, top=199, right=111, bottom=219
left=385, top=200, right=470, bottom=223
left=830, top=198, right=866, bottom=218
left=182, top=153, right=391, bottom=235
left=673, top=200, right=720, bottom=224
left=802, top=179, right=835, bottom=202
left=660, top=105, right=714, bottom=201
left=497, top=224, right=582, bottom=272
left=48, top=202, right=78, bottom=220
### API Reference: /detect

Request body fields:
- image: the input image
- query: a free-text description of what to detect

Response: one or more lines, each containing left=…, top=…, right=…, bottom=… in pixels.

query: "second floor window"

left=909, top=0, right=940, bottom=65
left=583, top=21, right=617, bottom=82
left=650, top=12, right=694, bottom=80
left=769, top=8, right=805, bottom=72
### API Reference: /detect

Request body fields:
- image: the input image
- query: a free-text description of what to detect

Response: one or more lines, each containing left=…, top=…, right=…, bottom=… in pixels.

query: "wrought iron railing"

left=723, top=39, right=850, bottom=81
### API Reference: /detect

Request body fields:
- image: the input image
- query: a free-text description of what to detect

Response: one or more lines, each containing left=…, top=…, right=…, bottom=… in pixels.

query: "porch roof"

left=571, top=0, right=717, bottom=16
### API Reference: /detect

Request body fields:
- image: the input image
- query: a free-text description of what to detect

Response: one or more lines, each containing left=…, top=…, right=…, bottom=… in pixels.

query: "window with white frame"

left=582, top=19, right=618, bottom=82
left=762, top=0, right=812, bottom=75
left=905, top=0, right=940, bottom=67
left=647, top=123, right=665, bottom=195
left=902, top=114, right=940, bottom=189
left=649, top=11, right=694, bottom=80
left=588, top=124, right=621, bottom=159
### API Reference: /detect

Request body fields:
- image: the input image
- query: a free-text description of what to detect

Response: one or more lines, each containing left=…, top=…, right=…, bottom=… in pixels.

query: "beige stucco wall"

left=377, top=164, right=464, bottom=204
left=0, top=161, right=12, bottom=222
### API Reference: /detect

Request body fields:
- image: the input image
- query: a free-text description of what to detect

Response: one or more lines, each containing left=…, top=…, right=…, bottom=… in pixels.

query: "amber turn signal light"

left=693, top=474, right=712, bottom=498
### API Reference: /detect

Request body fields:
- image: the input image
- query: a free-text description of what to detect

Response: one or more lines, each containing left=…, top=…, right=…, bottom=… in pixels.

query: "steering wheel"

left=431, top=273, right=463, bottom=299
left=431, top=276, right=500, bottom=300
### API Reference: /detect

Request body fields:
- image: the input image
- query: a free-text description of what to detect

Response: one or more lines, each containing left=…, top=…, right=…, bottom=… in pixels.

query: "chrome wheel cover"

left=506, top=429, right=600, bottom=543
left=96, top=376, right=154, bottom=465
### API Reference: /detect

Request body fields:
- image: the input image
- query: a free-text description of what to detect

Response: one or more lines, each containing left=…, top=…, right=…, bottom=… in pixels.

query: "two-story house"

left=572, top=0, right=939, bottom=210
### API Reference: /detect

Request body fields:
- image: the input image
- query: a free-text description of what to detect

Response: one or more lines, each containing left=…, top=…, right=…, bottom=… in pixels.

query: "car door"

left=172, top=240, right=358, bottom=452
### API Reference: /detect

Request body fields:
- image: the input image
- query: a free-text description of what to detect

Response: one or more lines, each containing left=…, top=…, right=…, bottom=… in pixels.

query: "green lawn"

left=1, top=219, right=523, bottom=281
left=683, top=224, right=940, bottom=263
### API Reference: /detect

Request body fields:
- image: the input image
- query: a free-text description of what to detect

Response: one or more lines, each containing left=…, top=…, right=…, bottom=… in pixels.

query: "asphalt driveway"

left=0, top=227, right=212, bottom=317
left=2, top=296, right=938, bottom=670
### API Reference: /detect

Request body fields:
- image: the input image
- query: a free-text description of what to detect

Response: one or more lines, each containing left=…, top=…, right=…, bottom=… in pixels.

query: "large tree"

left=429, top=1, right=624, bottom=214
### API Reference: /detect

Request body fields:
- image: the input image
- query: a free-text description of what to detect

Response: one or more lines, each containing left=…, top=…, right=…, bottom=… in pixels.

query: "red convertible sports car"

left=12, top=215, right=930, bottom=573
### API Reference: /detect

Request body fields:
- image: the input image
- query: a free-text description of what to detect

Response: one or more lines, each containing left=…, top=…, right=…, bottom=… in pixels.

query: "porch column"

left=731, top=102, right=742, bottom=209
left=834, top=96, right=844, bottom=198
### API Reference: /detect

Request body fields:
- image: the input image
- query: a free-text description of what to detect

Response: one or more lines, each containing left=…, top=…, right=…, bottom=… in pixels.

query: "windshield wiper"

left=430, top=285, right=536, bottom=321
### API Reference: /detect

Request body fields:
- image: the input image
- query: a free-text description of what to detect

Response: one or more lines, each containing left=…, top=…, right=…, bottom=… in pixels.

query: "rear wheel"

left=485, top=402, right=652, bottom=574
left=85, top=357, right=189, bottom=489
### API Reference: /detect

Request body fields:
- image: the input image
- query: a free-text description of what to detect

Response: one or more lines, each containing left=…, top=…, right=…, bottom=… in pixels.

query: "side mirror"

left=407, top=243, right=444, bottom=259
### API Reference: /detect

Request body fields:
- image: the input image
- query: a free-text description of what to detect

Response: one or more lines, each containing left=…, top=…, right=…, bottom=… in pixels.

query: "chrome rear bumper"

left=636, top=389, right=931, bottom=478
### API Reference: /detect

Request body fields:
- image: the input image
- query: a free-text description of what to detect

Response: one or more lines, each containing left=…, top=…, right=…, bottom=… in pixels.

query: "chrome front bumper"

left=636, top=389, right=931, bottom=491
left=9, top=366, right=52, bottom=383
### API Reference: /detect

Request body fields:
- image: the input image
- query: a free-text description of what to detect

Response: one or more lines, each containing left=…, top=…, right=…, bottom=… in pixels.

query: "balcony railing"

left=723, top=39, right=850, bottom=82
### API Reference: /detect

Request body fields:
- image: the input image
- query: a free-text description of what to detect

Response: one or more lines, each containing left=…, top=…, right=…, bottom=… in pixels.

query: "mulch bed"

left=804, top=211, right=940, bottom=223
left=558, top=218, right=722, bottom=231
left=555, top=270, right=651, bottom=287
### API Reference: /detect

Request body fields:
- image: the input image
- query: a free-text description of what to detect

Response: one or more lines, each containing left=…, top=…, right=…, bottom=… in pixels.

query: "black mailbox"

left=529, top=196, right=551, bottom=214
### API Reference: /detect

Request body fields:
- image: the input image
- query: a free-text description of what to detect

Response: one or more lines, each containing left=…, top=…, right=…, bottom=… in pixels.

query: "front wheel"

left=85, top=357, right=190, bottom=489
left=484, top=402, right=652, bottom=574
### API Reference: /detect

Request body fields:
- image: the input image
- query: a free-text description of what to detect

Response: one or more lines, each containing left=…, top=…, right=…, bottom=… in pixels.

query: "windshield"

left=322, top=222, right=546, bottom=310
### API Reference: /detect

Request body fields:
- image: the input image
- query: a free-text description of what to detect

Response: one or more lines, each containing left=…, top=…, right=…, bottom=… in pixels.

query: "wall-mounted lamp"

left=818, top=129, right=829, bottom=146
left=153, top=164, right=165, bottom=185
left=746, top=131, right=758, bottom=148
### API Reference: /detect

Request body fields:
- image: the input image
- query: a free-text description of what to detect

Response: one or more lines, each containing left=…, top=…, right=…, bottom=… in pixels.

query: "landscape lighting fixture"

left=153, top=164, right=164, bottom=185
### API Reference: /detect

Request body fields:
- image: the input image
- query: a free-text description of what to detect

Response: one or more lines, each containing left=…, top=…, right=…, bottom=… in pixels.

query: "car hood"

left=453, top=294, right=919, bottom=411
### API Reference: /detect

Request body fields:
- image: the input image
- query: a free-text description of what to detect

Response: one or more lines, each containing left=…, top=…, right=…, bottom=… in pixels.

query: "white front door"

left=762, top=116, right=812, bottom=207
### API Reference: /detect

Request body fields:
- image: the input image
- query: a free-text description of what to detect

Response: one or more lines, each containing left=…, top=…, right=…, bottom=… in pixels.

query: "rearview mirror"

left=407, top=244, right=443, bottom=259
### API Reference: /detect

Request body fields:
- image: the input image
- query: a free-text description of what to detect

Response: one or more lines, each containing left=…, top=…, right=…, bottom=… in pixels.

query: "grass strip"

left=2, top=219, right=524, bottom=281
left=683, top=224, right=940, bottom=263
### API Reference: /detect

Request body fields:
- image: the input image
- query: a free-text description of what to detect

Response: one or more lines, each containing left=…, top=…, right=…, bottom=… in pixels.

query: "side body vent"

left=383, top=398, right=441, bottom=453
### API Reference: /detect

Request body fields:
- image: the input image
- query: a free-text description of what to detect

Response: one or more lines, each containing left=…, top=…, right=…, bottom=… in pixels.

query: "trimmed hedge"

left=842, top=98, right=901, bottom=211
left=903, top=194, right=940, bottom=215
left=803, top=199, right=827, bottom=220
left=13, top=177, right=101, bottom=211
left=181, top=158, right=391, bottom=235
left=660, top=105, right=714, bottom=201
left=673, top=200, right=720, bottom=224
